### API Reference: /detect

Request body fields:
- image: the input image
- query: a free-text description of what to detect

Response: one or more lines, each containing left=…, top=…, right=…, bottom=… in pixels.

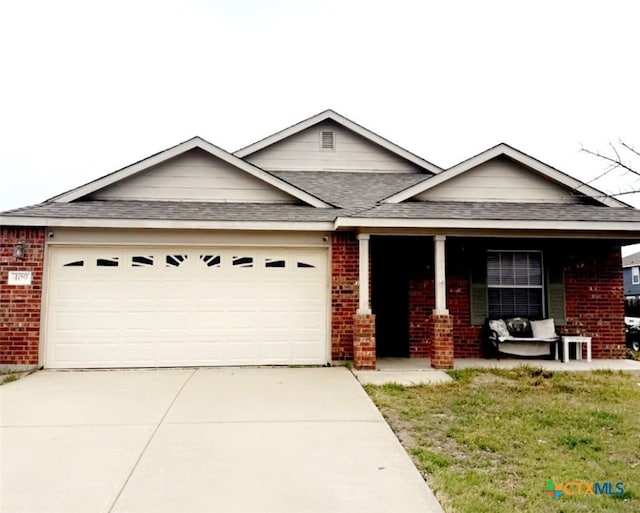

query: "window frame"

left=632, top=266, right=640, bottom=285
left=486, top=249, right=545, bottom=318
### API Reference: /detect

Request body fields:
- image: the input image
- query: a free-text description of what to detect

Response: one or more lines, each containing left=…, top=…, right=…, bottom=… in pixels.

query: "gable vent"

left=321, top=130, right=334, bottom=150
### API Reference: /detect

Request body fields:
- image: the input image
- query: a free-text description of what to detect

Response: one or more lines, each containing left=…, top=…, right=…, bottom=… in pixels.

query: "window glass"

left=233, top=256, right=253, bottom=268
left=97, top=257, right=119, bottom=267
left=266, top=258, right=286, bottom=268
left=487, top=251, right=544, bottom=318
left=132, top=256, right=154, bottom=267
left=166, top=255, right=188, bottom=267
left=63, top=260, right=84, bottom=267
left=200, top=255, right=221, bottom=267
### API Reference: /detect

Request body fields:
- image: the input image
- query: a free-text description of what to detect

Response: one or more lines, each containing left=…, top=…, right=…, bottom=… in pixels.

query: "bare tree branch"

left=580, top=146, right=640, bottom=177
left=610, top=141, right=623, bottom=166
left=578, top=141, right=640, bottom=203
left=620, top=140, right=640, bottom=159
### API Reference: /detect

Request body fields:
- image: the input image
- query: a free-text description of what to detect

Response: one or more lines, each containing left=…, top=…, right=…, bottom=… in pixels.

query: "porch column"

left=431, top=235, right=454, bottom=369
left=433, top=235, right=448, bottom=315
left=357, top=234, right=371, bottom=314
left=354, top=233, right=376, bottom=370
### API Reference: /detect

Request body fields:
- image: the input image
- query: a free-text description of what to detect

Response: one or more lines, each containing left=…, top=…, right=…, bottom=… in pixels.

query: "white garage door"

left=45, top=246, right=328, bottom=368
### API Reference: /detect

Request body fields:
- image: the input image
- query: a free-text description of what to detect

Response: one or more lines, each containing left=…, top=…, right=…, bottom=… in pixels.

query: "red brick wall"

left=331, top=232, right=359, bottom=360
left=405, top=240, right=623, bottom=360
left=447, top=248, right=483, bottom=358
left=406, top=242, right=482, bottom=358
left=431, top=314, right=454, bottom=369
left=353, top=313, right=376, bottom=369
left=408, top=276, right=433, bottom=357
left=447, top=277, right=483, bottom=358
left=560, top=245, right=625, bottom=358
left=1, top=227, right=45, bottom=366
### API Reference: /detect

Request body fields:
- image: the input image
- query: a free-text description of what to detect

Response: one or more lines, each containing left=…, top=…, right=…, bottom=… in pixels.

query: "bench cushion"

left=531, top=318, right=556, bottom=339
left=489, top=319, right=510, bottom=338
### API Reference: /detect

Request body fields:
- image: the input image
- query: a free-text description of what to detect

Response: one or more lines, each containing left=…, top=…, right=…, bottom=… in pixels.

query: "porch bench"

left=485, top=317, right=559, bottom=359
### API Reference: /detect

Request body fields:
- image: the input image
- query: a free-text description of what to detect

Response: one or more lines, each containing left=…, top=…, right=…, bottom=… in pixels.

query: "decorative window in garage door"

left=63, top=259, right=84, bottom=267
left=97, top=257, right=119, bottom=267
left=200, top=254, right=221, bottom=268
left=265, top=258, right=286, bottom=268
left=166, top=254, right=188, bottom=267
left=132, top=256, right=154, bottom=267
left=296, top=260, right=315, bottom=268
left=232, top=256, right=253, bottom=268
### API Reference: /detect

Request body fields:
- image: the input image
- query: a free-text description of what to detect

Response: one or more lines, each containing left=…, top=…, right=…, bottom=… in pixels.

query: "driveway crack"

left=106, top=368, right=197, bottom=512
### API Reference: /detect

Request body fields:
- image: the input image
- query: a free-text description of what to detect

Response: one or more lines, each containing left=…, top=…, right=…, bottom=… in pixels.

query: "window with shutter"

left=487, top=251, right=544, bottom=318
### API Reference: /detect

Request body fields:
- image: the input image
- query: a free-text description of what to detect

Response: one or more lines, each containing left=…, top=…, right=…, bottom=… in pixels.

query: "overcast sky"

left=2, top=0, right=640, bottom=224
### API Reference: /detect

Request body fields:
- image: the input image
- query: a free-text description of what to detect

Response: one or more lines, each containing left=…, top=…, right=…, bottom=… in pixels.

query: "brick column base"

left=353, top=314, right=376, bottom=370
left=431, top=314, right=454, bottom=369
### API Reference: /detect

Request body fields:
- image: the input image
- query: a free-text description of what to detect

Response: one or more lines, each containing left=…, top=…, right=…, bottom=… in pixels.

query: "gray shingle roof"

left=3, top=171, right=640, bottom=228
left=351, top=201, right=640, bottom=222
left=623, top=251, right=640, bottom=267
left=269, top=171, right=428, bottom=208
left=1, top=200, right=347, bottom=222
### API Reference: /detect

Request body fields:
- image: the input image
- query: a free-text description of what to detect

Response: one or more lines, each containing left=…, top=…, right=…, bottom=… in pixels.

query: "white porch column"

left=433, top=235, right=449, bottom=315
left=357, top=233, right=371, bottom=314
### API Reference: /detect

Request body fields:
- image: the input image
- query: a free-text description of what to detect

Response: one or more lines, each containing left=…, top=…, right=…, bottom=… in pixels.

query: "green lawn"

left=366, top=367, right=640, bottom=513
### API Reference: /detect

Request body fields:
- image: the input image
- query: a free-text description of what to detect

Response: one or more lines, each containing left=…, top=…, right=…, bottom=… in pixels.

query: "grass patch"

left=0, top=369, right=34, bottom=385
left=1, top=374, right=18, bottom=385
left=366, top=367, right=640, bottom=513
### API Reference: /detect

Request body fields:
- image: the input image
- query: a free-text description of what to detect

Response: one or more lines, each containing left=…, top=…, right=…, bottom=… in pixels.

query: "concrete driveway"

left=0, top=367, right=443, bottom=513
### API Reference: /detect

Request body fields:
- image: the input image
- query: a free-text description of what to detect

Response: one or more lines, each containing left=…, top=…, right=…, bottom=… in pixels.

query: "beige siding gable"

left=245, top=121, right=423, bottom=173
left=90, top=148, right=298, bottom=203
left=415, top=156, right=582, bottom=203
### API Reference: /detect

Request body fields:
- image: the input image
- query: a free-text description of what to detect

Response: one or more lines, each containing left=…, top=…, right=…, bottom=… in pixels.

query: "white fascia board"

left=0, top=216, right=334, bottom=231
left=383, top=143, right=628, bottom=207
left=334, top=216, right=640, bottom=233
left=51, top=137, right=331, bottom=209
left=234, top=109, right=442, bottom=174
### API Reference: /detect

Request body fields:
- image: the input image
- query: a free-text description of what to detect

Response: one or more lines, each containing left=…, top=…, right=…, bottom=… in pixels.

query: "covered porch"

left=348, top=232, right=628, bottom=370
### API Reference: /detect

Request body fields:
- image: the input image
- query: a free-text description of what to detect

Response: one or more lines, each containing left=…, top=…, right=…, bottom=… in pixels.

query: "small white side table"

left=561, top=336, right=592, bottom=363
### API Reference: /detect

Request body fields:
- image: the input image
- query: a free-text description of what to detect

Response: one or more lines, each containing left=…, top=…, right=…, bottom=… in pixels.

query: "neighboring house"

left=623, top=251, right=640, bottom=316
left=1, top=110, right=638, bottom=371
left=623, top=251, right=640, bottom=296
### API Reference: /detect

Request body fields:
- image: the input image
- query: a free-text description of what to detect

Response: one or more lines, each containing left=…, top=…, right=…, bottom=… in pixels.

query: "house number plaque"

left=8, top=271, right=32, bottom=285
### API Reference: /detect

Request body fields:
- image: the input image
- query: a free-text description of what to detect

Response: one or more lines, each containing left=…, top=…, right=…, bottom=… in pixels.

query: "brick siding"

left=0, top=227, right=45, bottom=365
left=560, top=245, right=625, bottom=358
left=431, top=314, right=454, bottom=369
left=353, top=313, right=376, bottom=369
left=331, top=232, right=359, bottom=360
left=404, top=239, right=624, bottom=361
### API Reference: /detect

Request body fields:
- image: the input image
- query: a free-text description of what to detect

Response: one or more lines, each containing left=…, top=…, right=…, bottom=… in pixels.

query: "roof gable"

left=623, top=251, right=640, bottom=268
left=51, top=137, right=331, bottom=208
left=234, top=109, right=442, bottom=174
left=383, top=143, right=629, bottom=208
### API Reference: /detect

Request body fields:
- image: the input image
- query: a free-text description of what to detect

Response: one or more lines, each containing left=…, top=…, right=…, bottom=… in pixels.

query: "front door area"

left=371, top=237, right=411, bottom=357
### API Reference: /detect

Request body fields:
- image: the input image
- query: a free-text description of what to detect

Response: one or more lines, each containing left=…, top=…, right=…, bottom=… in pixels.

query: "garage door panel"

left=46, top=245, right=327, bottom=368
left=260, top=311, right=291, bottom=328
left=53, top=311, right=88, bottom=331
left=226, top=339, right=260, bottom=361
left=293, top=310, right=323, bottom=328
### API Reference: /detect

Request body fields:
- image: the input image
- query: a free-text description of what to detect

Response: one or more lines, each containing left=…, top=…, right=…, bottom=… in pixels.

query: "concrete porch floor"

left=353, top=357, right=640, bottom=386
